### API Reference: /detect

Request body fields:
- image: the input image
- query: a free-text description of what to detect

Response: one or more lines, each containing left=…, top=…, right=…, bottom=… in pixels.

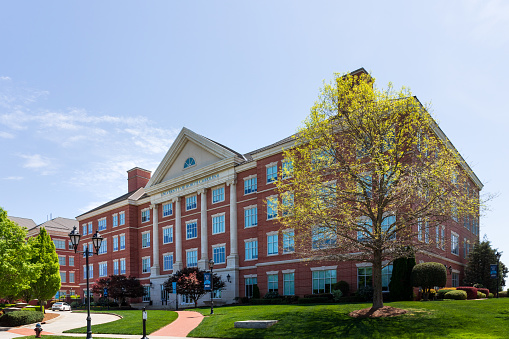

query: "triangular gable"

left=147, top=127, right=240, bottom=187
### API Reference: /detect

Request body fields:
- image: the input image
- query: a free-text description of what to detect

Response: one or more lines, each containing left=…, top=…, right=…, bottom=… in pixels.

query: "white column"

left=198, top=189, right=209, bottom=270
left=226, top=178, right=239, bottom=299
left=174, top=197, right=183, bottom=271
left=150, top=204, right=160, bottom=277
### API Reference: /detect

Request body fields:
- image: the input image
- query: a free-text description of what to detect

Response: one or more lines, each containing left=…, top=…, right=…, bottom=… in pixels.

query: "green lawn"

left=63, top=309, right=178, bottom=335
left=189, top=298, right=509, bottom=338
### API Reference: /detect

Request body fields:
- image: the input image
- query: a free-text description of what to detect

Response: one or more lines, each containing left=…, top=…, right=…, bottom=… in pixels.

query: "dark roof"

left=203, top=136, right=246, bottom=160
left=245, top=134, right=296, bottom=157
left=76, top=190, right=148, bottom=218
left=36, top=217, right=78, bottom=232
left=8, top=216, right=36, bottom=229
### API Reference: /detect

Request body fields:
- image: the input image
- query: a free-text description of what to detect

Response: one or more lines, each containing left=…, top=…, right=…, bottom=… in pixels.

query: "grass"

left=63, top=309, right=178, bottom=335
left=189, top=298, right=509, bottom=338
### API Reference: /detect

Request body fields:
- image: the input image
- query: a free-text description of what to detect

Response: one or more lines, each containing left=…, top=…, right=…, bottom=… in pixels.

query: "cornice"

left=250, top=140, right=296, bottom=161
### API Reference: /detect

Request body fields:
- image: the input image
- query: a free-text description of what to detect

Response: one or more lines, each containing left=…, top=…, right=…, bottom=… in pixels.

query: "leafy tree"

left=30, top=227, right=61, bottom=312
left=0, top=207, right=39, bottom=300
left=389, top=251, right=416, bottom=301
left=276, top=71, right=481, bottom=310
left=411, top=262, right=447, bottom=300
left=464, top=240, right=507, bottom=293
left=91, top=275, right=145, bottom=307
left=164, top=267, right=225, bottom=308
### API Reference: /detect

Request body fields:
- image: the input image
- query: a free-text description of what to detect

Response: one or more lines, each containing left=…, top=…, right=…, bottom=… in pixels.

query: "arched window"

left=184, top=157, right=196, bottom=169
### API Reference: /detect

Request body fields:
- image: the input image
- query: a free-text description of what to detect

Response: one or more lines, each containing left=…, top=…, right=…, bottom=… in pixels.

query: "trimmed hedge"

left=303, top=293, right=333, bottom=300
left=499, top=291, right=508, bottom=297
left=297, top=297, right=329, bottom=304
left=478, top=288, right=490, bottom=297
left=0, top=310, right=44, bottom=327
left=477, top=291, right=486, bottom=299
left=444, top=290, right=467, bottom=300
left=457, top=286, right=478, bottom=299
left=437, top=288, right=456, bottom=299
left=489, top=293, right=494, bottom=298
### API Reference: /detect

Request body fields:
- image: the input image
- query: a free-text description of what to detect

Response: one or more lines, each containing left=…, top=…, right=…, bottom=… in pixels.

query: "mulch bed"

left=349, top=306, right=408, bottom=318
left=42, top=312, right=60, bottom=322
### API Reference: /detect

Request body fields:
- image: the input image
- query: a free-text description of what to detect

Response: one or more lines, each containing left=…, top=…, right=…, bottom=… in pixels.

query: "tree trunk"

left=372, top=250, right=384, bottom=310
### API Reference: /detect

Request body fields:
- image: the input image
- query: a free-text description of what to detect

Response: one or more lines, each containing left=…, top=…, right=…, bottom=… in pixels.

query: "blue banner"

left=103, top=288, right=108, bottom=296
left=490, top=264, right=498, bottom=279
left=204, top=273, right=211, bottom=291
left=172, top=281, right=177, bottom=293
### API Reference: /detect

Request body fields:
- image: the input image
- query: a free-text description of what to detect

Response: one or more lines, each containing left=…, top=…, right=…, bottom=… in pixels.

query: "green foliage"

left=332, top=289, right=343, bottom=301
left=253, top=284, right=261, bottom=299
left=436, top=288, right=456, bottom=299
left=412, top=262, right=447, bottom=299
left=91, top=275, right=145, bottom=306
left=356, top=286, right=374, bottom=301
left=489, top=293, right=494, bottom=298
left=264, top=291, right=281, bottom=299
left=499, top=291, right=508, bottom=297
left=0, top=310, right=44, bottom=326
left=477, top=291, right=486, bottom=298
left=297, top=297, right=329, bottom=304
left=464, top=240, right=507, bottom=293
left=332, top=281, right=349, bottom=296
left=444, top=290, right=467, bottom=300
left=389, top=253, right=416, bottom=301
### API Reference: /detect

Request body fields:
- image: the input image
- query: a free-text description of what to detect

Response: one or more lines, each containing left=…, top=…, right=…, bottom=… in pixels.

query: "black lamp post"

left=496, top=251, right=501, bottom=298
left=208, top=259, right=214, bottom=315
left=69, top=226, right=103, bottom=339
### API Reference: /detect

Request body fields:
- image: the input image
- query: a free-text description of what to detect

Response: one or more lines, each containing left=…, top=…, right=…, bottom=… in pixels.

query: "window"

left=120, top=234, right=126, bottom=250
left=163, top=227, right=173, bottom=244
left=381, top=265, right=393, bottom=291
left=142, top=257, right=151, bottom=273
left=441, top=226, right=445, bottom=250
left=382, top=215, right=396, bottom=240
left=283, top=273, right=295, bottom=295
left=357, top=218, right=372, bottom=242
left=98, top=218, right=107, bottom=231
left=88, top=222, right=93, bottom=234
left=359, top=174, right=372, bottom=199
left=281, top=191, right=294, bottom=216
left=358, top=266, right=372, bottom=288
left=82, top=244, right=87, bottom=258
left=212, top=187, right=225, bottom=203
left=60, top=272, right=66, bottom=283
left=143, top=286, right=151, bottom=302
left=212, top=214, right=225, bottom=234
left=436, top=226, right=440, bottom=248
left=313, top=226, right=337, bottom=249
left=213, top=245, right=226, bottom=264
left=99, top=262, right=107, bottom=277
left=452, top=272, right=459, bottom=287
left=58, top=256, right=66, bottom=266
left=417, top=218, right=422, bottom=242
left=98, top=239, right=107, bottom=254
left=69, top=272, right=75, bottom=283
left=83, top=266, right=87, bottom=280
left=120, top=259, right=126, bottom=274
left=268, top=274, right=278, bottom=293
left=186, top=250, right=198, bottom=267
left=245, top=239, right=258, bottom=260
left=282, top=160, right=293, bottom=179
left=244, top=206, right=257, bottom=228
left=181, top=294, right=192, bottom=304
left=141, top=209, right=150, bottom=223
left=184, top=157, right=196, bottom=169
left=424, top=220, right=430, bottom=244
left=119, top=212, right=125, bottom=225
left=161, top=285, right=170, bottom=301
left=88, top=243, right=93, bottom=256
left=267, top=196, right=278, bottom=220
left=82, top=224, right=87, bottom=236
left=142, top=232, right=151, bottom=248
left=451, top=232, right=459, bottom=255
left=464, top=238, right=467, bottom=258
left=267, top=233, right=278, bottom=255
left=163, top=203, right=173, bottom=217
left=244, top=176, right=257, bottom=194
left=266, top=164, right=277, bottom=183
left=89, top=264, right=93, bottom=279
left=113, top=214, right=118, bottom=227
left=213, top=289, right=222, bottom=299
left=283, top=230, right=295, bottom=253
left=113, top=236, right=119, bottom=251
left=312, top=269, right=336, bottom=294
left=186, top=221, right=198, bottom=239
left=114, top=260, right=119, bottom=275
left=245, top=277, right=257, bottom=298
left=163, top=253, right=174, bottom=271
left=186, top=195, right=197, bottom=210
left=69, top=256, right=74, bottom=266
left=53, top=239, right=66, bottom=249
left=464, top=215, right=470, bottom=230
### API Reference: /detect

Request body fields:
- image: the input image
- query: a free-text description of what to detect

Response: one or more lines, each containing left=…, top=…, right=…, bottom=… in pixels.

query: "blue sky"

left=1, top=1, right=508, bottom=264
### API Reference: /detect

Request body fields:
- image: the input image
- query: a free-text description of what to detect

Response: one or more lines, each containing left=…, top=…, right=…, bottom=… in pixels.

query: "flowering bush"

left=456, top=286, right=478, bottom=299
left=436, top=287, right=456, bottom=299
left=444, top=290, right=467, bottom=300
left=477, top=288, right=490, bottom=297
left=477, top=291, right=486, bottom=298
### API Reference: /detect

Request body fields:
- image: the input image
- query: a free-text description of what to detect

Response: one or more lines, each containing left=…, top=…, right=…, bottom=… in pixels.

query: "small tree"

left=464, top=240, right=507, bottom=293
left=389, top=251, right=416, bottom=301
left=164, top=267, right=225, bottom=308
left=412, top=262, right=446, bottom=300
left=92, top=275, right=145, bottom=307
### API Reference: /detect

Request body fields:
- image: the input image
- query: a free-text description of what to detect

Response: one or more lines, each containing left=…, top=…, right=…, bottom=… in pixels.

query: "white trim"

left=243, top=274, right=258, bottom=278
left=265, top=161, right=278, bottom=168
left=282, top=269, right=295, bottom=274
left=310, top=265, right=337, bottom=271
left=244, top=204, right=257, bottom=210
left=266, top=231, right=278, bottom=236
left=212, top=243, right=227, bottom=249
left=211, top=212, right=226, bottom=218
left=266, top=271, right=279, bottom=275
left=244, top=237, right=258, bottom=243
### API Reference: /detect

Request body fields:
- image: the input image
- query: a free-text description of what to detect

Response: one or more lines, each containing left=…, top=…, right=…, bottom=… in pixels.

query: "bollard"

left=34, top=323, right=43, bottom=338
left=141, top=307, right=148, bottom=339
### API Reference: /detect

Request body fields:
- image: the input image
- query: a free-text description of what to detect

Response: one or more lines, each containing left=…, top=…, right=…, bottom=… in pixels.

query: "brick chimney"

left=127, top=167, right=151, bottom=192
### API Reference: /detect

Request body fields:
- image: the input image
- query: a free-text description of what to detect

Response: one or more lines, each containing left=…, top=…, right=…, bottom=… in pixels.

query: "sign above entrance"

left=161, top=174, right=220, bottom=197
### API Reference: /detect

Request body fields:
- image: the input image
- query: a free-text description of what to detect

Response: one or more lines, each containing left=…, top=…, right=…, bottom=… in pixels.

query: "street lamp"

left=208, top=259, right=214, bottom=315
left=69, top=226, right=103, bottom=339
left=496, top=251, right=501, bottom=298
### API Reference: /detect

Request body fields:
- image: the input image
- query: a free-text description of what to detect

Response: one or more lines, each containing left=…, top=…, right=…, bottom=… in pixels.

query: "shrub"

left=412, top=262, right=447, bottom=300
left=456, top=286, right=478, bottom=300
left=264, top=291, right=281, bottom=299
left=252, top=285, right=260, bottom=299
left=489, top=293, right=494, bottom=298
left=478, top=288, right=490, bottom=297
left=444, top=290, right=467, bottom=300
left=389, top=254, right=416, bottom=301
left=282, top=295, right=299, bottom=303
left=297, top=297, right=329, bottom=304
left=477, top=291, right=486, bottom=299
left=437, top=288, right=456, bottom=299
left=332, top=289, right=343, bottom=301
left=303, top=293, right=333, bottom=300
left=0, top=310, right=44, bottom=326
left=332, top=281, right=350, bottom=296
left=356, top=286, right=374, bottom=301
left=499, top=291, right=508, bottom=297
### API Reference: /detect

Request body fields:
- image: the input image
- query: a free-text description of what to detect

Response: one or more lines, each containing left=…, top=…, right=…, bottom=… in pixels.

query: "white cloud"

left=2, top=176, right=23, bottom=180
left=0, top=76, right=11, bottom=81
left=18, top=154, right=56, bottom=175
left=0, top=131, right=14, bottom=138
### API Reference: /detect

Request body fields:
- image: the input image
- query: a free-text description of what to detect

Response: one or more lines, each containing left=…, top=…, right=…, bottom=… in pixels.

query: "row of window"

left=81, top=212, right=126, bottom=235
left=58, top=255, right=75, bottom=266
left=59, top=271, right=75, bottom=283
left=80, top=235, right=126, bottom=256
left=83, top=259, right=127, bottom=279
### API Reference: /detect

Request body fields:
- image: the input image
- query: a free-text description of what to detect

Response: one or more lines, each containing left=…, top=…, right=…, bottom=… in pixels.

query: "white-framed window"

left=451, top=232, right=459, bottom=255
left=357, top=217, right=372, bottom=242
left=58, top=255, right=66, bottom=266
left=244, top=176, right=257, bottom=194
left=464, top=237, right=467, bottom=258
left=313, top=226, right=336, bottom=249
left=417, top=218, right=422, bottom=241
left=212, top=214, right=225, bottom=234
left=283, top=229, right=295, bottom=253
left=452, top=272, right=459, bottom=287
left=357, top=266, right=372, bottom=288
left=83, top=265, right=87, bottom=280
left=120, top=234, right=126, bottom=250
left=82, top=224, right=87, bottom=236
left=83, top=244, right=87, bottom=258
left=245, top=276, right=257, bottom=298
left=141, top=209, right=150, bottom=223
left=112, top=214, right=118, bottom=227
left=88, top=222, right=93, bottom=235
left=142, top=257, right=151, bottom=273
left=213, top=289, right=222, bottom=299
left=181, top=294, right=193, bottom=304
left=163, top=226, right=173, bottom=244
left=113, top=236, right=119, bottom=251
left=98, top=239, right=107, bottom=254
left=143, top=286, right=151, bottom=302
left=120, top=259, right=126, bottom=274
left=267, top=196, right=278, bottom=220
left=213, top=244, right=226, bottom=264
left=186, top=221, right=198, bottom=239
left=312, top=269, right=336, bottom=294
left=60, top=271, right=66, bottom=283
left=88, top=243, right=93, bottom=256
left=282, top=160, right=293, bottom=179
left=268, top=274, right=278, bottom=292
left=267, top=233, right=278, bottom=256
left=382, top=265, right=393, bottom=291
left=186, top=249, right=198, bottom=267
left=436, top=226, right=440, bottom=248
left=245, top=239, right=258, bottom=260
left=283, top=272, right=295, bottom=295
left=99, top=262, right=107, bottom=277
left=184, top=157, right=196, bottom=169
left=244, top=206, right=258, bottom=228
left=381, top=214, right=396, bottom=240
left=69, top=272, right=75, bottom=283
left=266, top=163, right=278, bottom=183
left=119, top=212, right=125, bottom=225
left=281, top=191, right=294, bottom=216
left=69, top=256, right=74, bottom=266
left=163, top=203, right=173, bottom=217
left=441, top=226, right=446, bottom=250
left=161, top=285, right=170, bottom=301
left=89, top=264, right=93, bottom=278
left=163, top=253, right=174, bottom=271
left=113, top=260, right=119, bottom=275
left=186, top=195, right=197, bottom=210
left=53, top=239, right=66, bottom=249
left=212, top=186, right=225, bottom=203
left=98, top=218, right=107, bottom=231
left=142, top=231, right=151, bottom=248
